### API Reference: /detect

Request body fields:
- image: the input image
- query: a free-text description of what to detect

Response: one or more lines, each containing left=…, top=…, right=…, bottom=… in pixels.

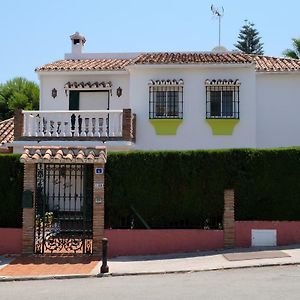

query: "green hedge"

left=0, top=154, right=23, bottom=228
left=105, top=151, right=227, bottom=229
left=234, top=148, right=300, bottom=221
left=2, top=148, right=300, bottom=229
left=105, top=149, right=300, bottom=229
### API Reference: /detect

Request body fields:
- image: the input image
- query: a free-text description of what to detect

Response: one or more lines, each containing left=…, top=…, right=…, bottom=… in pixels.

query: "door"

left=79, top=91, right=109, bottom=110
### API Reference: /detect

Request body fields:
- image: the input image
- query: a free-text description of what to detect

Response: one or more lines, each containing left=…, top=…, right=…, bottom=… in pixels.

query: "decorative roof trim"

left=20, top=146, right=107, bottom=164
left=148, top=79, right=184, bottom=86
left=205, top=79, right=241, bottom=86
left=64, top=81, right=112, bottom=90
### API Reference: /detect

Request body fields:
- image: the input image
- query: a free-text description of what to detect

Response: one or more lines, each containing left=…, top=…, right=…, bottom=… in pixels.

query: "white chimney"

left=70, top=32, right=86, bottom=56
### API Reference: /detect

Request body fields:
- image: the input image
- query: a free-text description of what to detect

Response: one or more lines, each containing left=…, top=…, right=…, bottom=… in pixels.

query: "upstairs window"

left=205, top=79, right=240, bottom=119
left=149, top=79, right=183, bottom=119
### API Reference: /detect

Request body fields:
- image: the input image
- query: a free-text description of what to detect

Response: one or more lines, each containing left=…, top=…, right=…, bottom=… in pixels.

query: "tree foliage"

left=234, top=21, right=264, bottom=55
left=283, top=38, right=300, bottom=59
left=0, top=77, right=39, bottom=120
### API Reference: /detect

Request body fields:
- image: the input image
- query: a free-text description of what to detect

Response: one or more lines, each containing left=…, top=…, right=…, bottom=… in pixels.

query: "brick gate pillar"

left=22, top=163, right=36, bottom=254
left=93, top=163, right=105, bottom=255
left=223, top=189, right=235, bottom=248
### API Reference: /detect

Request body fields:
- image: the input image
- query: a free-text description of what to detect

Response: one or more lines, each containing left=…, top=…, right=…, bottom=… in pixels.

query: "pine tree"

left=235, top=20, right=264, bottom=55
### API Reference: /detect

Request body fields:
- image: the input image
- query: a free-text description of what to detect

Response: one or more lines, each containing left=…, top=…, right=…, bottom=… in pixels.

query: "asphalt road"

left=1, top=265, right=300, bottom=300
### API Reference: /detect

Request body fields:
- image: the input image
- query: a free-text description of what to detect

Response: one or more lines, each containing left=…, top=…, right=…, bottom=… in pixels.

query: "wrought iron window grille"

left=149, top=83, right=183, bottom=119
left=205, top=79, right=240, bottom=119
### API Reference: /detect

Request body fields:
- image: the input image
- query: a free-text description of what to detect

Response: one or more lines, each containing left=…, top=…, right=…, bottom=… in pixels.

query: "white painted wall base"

left=251, top=229, right=277, bottom=247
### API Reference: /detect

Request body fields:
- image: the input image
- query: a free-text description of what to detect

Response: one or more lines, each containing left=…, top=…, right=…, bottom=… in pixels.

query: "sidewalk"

left=108, top=245, right=300, bottom=276
left=1, top=245, right=300, bottom=281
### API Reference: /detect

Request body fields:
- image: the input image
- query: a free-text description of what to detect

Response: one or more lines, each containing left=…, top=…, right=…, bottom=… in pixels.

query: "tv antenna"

left=211, top=5, right=224, bottom=47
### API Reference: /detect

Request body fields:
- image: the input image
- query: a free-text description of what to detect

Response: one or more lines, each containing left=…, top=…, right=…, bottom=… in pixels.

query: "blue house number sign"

left=95, top=167, right=104, bottom=174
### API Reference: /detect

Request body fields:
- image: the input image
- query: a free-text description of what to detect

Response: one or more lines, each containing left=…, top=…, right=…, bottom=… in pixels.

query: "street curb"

left=108, top=261, right=300, bottom=277
left=0, top=274, right=97, bottom=282
left=0, top=261, right=299, bottom=282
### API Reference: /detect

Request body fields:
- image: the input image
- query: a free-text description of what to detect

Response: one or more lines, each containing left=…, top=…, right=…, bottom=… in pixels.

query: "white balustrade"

left=22, top=110, right=123, bottom=138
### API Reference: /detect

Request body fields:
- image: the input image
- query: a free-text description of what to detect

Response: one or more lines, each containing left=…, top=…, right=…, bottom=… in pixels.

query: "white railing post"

left=74, top=113, right=80, bottom=137
left=102, top=116, right=107, bottom=137
left=88, top=117, right=93, bottom=137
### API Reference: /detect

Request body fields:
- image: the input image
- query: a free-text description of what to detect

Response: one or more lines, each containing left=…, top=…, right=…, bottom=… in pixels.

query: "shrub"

left=0, top=154, right=23, bottom=227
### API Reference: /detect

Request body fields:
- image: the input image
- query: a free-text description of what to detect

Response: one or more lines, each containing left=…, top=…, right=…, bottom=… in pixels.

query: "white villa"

left=3, top=32, right=300, bottom=152
left=3, top=32, right=300, bottom=255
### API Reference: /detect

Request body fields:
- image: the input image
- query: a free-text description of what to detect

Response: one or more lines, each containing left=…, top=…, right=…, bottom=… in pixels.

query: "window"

left=149, top=80, right=183, bottom=119
left=206, top=79, right=240, bottom=119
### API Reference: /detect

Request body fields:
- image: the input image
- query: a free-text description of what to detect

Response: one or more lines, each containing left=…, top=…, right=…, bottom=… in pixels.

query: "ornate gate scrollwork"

left=34, top=163, right=93, bottom=254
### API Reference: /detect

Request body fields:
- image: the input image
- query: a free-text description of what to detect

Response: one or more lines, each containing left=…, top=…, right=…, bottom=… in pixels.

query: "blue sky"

left=1, top=0, right=299, bottom=83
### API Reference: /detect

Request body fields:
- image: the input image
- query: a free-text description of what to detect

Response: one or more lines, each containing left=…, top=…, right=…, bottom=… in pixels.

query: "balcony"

left=16, top=109, right=135, bottom=142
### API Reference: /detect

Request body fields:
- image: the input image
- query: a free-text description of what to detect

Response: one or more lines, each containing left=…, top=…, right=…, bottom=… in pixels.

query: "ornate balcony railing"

left=19, top=109, right=135, bottom=141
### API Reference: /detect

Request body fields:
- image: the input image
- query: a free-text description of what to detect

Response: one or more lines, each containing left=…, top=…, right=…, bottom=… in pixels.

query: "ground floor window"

left=206, top=79, right=240, bottom=119
left=149, top=80, right=184, bottom=119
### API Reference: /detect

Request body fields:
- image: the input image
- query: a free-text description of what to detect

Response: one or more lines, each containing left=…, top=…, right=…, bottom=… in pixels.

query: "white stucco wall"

left=38, top=73, right=129, bottom=111
left=129, top=65, right=257, bottom=150
left=256, top=73, right=300, bottom=148
left=36, top=65, right=269, bottom=151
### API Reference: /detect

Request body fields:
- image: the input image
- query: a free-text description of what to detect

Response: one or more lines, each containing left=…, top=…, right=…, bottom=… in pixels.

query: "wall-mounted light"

left=116, top=87, right=122, bottom=98
left=51, top=88, right=57, bottom=99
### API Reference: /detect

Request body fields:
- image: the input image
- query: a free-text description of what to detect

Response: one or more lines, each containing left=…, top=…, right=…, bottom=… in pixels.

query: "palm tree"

left=283, top=38, right=300, bottom=59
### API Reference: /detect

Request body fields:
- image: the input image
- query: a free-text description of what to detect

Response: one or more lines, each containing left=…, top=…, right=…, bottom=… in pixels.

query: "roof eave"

left=36, top=70, right=129, bottom=75
left=256, top=70, right=300, bottom=74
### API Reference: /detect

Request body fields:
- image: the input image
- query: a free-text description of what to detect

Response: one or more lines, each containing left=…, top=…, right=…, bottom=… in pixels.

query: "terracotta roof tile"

left=254, top=55, right=300, bottom=72
left=35, top=59, right=132, bottom=71
left=20, top=146, right=107, bottom=164
left=133, top=52, right=254, bottom=65
left=0, top=118, right=14, bottom=146
left=35, top=52, right=300, bottom=73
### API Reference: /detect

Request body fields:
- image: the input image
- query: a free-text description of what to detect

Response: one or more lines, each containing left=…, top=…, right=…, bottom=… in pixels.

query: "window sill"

left=206, top=119, right=239, bottom=135
left=149, top=119, right=183, bottom=135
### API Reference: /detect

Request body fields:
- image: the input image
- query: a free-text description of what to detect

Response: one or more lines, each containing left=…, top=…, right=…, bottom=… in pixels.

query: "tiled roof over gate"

left=36, top=52, right=300, bottom=73
left=20, top=146, right=107, bottom=164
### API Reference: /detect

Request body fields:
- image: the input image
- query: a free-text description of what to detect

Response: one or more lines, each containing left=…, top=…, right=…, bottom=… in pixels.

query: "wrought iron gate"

left=34, top=163, right=93, bottom=254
